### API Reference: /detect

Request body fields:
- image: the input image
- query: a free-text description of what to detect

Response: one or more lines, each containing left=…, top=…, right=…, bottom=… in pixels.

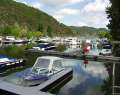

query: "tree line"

left=107, top=0, right=120, bottom=56
left=0, top=23, right=54, bottom=38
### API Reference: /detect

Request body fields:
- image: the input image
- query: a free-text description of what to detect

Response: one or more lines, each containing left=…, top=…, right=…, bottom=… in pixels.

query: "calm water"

left=0, top=44, right=111, bottom=95
left=57, top=59, right=108, bottom=95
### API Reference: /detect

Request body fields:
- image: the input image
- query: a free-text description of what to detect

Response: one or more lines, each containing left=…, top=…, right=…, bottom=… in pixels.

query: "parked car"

left=99, top=44, right=112, bottom=56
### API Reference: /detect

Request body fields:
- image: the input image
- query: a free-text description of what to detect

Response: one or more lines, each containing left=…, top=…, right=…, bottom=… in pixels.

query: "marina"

left=0, top=44, right=119, bottom=95
left=0, top=0, right=120, bottom=95
left=0, top=67, right=72, bottom=95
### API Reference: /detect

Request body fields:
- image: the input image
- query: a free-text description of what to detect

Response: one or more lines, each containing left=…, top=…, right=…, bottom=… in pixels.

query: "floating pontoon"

left=0, top=56, right=72, bottom=95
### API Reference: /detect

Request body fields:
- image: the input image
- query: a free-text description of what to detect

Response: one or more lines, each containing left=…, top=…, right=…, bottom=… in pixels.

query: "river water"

left=0, top=44, right=111, bottom=95
left=57, top=59, right=108, bottom=95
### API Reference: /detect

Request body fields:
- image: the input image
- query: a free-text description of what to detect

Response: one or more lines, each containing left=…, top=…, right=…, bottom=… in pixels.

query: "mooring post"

left=112, top=63, right=115, bottom=95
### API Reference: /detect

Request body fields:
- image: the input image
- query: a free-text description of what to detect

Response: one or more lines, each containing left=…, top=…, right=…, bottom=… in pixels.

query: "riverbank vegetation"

left=70, top=26, right=108, bottom=37
left=98, top=31, right=112, bottom=40
left=107, top=0, right=120, bottom=56
left=55, top=44, right=66, bottom=52
left=0, top=23, right=43, bottom=38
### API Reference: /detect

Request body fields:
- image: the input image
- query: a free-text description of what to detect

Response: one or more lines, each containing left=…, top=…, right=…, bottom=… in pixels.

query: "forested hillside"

left=0, top=0, right=73, bottom=37
left=70, top=26, right=108, bottom=37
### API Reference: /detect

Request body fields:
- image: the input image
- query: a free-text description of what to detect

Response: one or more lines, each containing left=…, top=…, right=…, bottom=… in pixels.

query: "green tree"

left=56, top=44, right=66, bottom=52
left=1, top=23, right=21, bottom=37
left=47, top=26, right=52, bottom=37
left=106, top=0, right=120, bottom=56
left=0, top=26, right=4, bottom=36
left=38, top=24, right=44, bottom=32
left=98, top=31, right=112, bottom=40
left=3, top=26, right=12, bottom=35
left=10, top=23, right=21, bottom=37
left=26, top=31, right=43, bottom=39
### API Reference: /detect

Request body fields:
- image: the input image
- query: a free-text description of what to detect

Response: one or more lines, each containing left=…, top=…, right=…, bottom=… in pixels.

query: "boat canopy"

left=0, top=55, right=17, bottom=63
left=31, top=56, right=63, bottom=74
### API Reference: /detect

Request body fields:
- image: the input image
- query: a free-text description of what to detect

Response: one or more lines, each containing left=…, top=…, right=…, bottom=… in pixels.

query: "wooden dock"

left=26, top=49, right=120, bottom=63
left=0, top=68, right=72, bottom=95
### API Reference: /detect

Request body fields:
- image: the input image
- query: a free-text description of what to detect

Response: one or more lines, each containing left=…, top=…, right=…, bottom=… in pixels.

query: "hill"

left=0, top=0, right=73, bottom=37
left=70, top=26, right=108, bottom=37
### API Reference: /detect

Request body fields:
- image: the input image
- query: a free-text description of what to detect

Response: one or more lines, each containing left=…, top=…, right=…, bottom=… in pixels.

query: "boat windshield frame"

left=31, top=58, right=50, bottom=74
left=31, top=67, right=49, bottom=75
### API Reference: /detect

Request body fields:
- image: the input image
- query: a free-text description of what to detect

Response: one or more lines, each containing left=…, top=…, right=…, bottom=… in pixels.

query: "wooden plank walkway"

left=0, top=68, right=72, bottom=95
left=0, top=80, right=53, bottom=95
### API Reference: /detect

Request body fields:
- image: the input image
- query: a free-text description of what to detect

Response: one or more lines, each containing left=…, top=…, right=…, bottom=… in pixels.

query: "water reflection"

left=57, top=59, right=108, bottom=95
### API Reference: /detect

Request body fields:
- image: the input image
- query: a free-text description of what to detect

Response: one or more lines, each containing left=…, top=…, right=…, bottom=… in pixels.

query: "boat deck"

left=0, top=68, right=72, bottom=95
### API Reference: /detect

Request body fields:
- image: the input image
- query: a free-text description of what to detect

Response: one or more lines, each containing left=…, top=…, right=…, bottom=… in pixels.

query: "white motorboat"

left=23, top=56, right=64, bottom=81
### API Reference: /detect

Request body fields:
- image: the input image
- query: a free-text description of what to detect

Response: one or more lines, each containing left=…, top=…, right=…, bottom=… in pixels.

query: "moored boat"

left=23, top=56, right=64, bottom=81
left=0, top=55, right=25, bottom=74
left=32, top=43, right=56, bottom=51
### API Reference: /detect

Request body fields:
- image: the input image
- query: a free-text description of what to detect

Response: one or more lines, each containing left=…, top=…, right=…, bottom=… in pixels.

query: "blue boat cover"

left=15, top=68, right=49, bottom=81
left=0, top=54, right=17, bottom=63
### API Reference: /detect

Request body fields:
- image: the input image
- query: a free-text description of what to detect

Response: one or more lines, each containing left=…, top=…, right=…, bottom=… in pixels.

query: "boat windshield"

left=31, top=58, right=50, bottom=74
left=32, top=68, right=49, bottom=74
left=34, top=58, right=50, bottom=68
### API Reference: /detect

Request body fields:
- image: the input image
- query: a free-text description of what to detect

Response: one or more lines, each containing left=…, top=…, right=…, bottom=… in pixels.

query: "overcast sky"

left=15, top=0, right=110, bottom=28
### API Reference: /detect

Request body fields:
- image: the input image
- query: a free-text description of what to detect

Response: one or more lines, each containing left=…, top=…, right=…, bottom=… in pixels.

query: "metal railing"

left=112, top=63, right=120, bottom=95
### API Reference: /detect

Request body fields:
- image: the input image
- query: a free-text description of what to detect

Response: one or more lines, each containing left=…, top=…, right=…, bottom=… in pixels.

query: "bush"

left=56, top=44, right=66, bottom=52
